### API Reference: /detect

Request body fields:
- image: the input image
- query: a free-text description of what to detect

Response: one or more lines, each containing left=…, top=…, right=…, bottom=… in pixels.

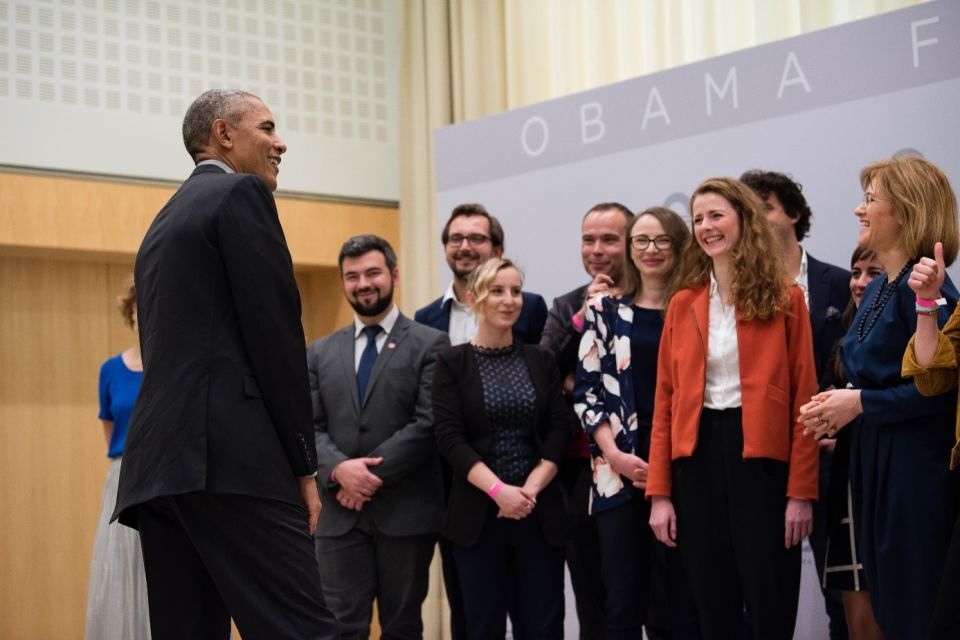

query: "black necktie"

left=356, top=325, right=383, bottom=401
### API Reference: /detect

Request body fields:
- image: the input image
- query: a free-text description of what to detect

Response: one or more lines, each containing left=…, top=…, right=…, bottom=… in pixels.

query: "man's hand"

left=332, top=457, right=384, bottom=498
left=298, top=475, right=323, bottom=535
left=336, top=488, right=371, bottom=512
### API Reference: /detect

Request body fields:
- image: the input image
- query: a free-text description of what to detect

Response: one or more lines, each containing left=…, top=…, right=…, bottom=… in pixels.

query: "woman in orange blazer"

left=646, top=177, right=818, bottom=640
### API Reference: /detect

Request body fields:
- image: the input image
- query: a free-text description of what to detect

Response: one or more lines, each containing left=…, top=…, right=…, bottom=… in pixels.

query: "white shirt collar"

left=353, top=304, right=399, bottom=339
left=197, top=159, right=234, bottom=173
left=442, top=282, right=469, bottom=307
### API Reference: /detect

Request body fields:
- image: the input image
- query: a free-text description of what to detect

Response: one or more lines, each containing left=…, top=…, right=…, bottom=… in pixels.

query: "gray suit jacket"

left=307, top=312, right=449, bottom=538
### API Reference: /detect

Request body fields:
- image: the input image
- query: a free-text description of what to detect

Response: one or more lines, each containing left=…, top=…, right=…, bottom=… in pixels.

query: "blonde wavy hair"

left=466, top=257, right=523, bottom=319
left=860, top=155, right=959, bottom=266
left=670, top=177, right=789, bottom=320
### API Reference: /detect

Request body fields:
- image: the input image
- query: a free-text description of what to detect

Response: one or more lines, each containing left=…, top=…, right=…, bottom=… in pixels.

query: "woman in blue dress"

left=85, top=280, right=151, bottom=640
left=799, top=155, right=960, bottom=638
left=574, top=207, right=697, bottom=639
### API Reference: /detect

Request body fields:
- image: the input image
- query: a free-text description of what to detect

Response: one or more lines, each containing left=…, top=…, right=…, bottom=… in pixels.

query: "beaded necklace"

left=857, top=261, right=914, bottom=342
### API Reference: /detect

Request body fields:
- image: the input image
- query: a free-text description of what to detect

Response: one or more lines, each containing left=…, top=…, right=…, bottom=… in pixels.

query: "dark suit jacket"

left=540, top=284, right=588, bottom=379
left=414, top=291, right=548, bottom=344
left=432, top=344, right=572, bottom=547
left=308, top=313, right=449, bottom=538
left=114, top=165, right=316, bottom=525
left=807, top=254, right=851, bottom=389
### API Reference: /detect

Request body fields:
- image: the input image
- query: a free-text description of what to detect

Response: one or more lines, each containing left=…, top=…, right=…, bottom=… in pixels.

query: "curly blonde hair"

left=670, top=177, right=789, bottom=320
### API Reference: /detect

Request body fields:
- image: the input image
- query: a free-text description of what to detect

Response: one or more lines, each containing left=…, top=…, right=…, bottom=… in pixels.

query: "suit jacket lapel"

left=806, top=256, right=828, bottom=328
left=336, top=328, right=361, bottom=410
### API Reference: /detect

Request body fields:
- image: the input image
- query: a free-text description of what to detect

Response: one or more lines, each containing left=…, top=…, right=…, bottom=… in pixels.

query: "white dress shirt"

left=353, top=304, right=399, bottom=371
left=443, top=282, right=478, bottom=346
left=794, top=248, right=809, bottom=308
left=703, top=273, right=742, bottom=409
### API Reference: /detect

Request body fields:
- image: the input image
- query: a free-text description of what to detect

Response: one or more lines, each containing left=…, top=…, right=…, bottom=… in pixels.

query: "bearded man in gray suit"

left=308, top=235, right=449, bottom=640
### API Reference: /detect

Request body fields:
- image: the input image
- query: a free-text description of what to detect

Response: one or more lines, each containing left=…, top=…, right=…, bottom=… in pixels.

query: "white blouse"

left=703, top=273, right=742, bottom=409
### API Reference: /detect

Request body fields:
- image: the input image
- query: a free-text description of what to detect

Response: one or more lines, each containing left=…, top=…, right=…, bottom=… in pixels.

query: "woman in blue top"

left=575, top=207, right=697, bottom=639
left=800, top=156, right=960, bottom=639
left=85, top=280, right=151, bottom=640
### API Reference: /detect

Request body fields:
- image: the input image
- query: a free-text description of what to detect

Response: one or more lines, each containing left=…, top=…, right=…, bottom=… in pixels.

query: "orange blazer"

left=646, top=282, right=819, bottom=500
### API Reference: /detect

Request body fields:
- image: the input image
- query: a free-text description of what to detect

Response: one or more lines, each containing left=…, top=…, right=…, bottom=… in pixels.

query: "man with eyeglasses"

left=414, top=202, right=548, bottom=640
left=538, top=201, right=635, bottom=640
left=741, top=169, right=851, bottom=640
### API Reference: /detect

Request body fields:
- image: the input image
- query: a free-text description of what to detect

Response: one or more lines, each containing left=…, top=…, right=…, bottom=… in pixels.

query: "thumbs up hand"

left=908, top=241, right=946, bottom=300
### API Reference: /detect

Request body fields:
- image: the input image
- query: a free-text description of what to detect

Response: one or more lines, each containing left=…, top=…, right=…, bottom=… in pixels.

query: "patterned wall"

left=0, top=0, right=399, bottom=199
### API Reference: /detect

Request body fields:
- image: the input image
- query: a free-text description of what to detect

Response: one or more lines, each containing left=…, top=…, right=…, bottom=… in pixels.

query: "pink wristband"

left=916, top=296, right=940, bottom=308
left=487, top=480, right=504, bottom=499
left=571, top=313, right=585, bottom=332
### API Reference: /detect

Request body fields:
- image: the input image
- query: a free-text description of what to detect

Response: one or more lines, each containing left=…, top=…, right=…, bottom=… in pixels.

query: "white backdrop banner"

left=435, top=1, right=960, bottom=304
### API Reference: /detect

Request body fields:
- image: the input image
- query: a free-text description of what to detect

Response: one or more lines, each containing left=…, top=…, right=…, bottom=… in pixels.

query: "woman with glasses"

left=574, top=207, right=697, bottom=638
left=800, top=155, right=960, bottom=638
left=647, top=178, right=818, bottom=639
left=433, top=257, right=572, bottom=639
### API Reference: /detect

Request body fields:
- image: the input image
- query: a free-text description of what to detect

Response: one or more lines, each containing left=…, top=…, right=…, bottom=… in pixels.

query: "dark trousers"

left=439, top=459, right=469, bottom=640
left=809, top=448, right=848, bottom=639
left=594, top=494, right=652, bottom=639
left=931, top=510, right=960, bottom=639
left=672, top=408, right=800, bottom=640
left=136, top=493, right=339, bottom=640
left=559, top=457, right=606, bottom=640
left=452, top=506, right=565, bottom=640
left=315, top=514, right=437, bottom=640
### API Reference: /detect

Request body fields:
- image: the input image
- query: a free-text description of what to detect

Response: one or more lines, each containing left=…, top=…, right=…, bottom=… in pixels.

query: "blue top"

left=97, top=354, right=143, bottom=459
left=841, top=271, right=958, bottom=424
left=575, top=294, right=664, bottom=513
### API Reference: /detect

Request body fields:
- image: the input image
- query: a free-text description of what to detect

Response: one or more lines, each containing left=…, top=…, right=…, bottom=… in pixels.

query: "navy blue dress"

left=841, top=270, right=960, bottom=638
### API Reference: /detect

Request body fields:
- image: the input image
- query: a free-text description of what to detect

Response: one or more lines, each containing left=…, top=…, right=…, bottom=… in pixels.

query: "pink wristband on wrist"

left=571, top=313, right=585, bottom=332
left=916, top=296, right=940, bottom=308
left=487, top=479, right=504, bottom=499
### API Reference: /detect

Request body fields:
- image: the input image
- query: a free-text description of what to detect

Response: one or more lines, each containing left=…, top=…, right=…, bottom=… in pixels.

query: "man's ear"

left=211, top=119, right=232, bottom=149
left=493, top=245, right=504, bottom=258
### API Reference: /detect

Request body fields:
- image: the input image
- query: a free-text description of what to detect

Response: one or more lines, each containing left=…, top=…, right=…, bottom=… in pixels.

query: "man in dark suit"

left=308, top=235, right=449, bottom=639
left=539, top=201, right=635, bottom=639
left=742, top=169, right=851, bottom=640
left=113, top=89, right=338, bottom=639
left=414, top=202, right=548, bottom=639
left=415, top=203, right=548, bottom=346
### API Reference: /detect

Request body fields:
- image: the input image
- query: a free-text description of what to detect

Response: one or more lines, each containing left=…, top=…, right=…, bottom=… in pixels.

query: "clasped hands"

left=798, top=389, right=863, bottom=440
left=332, top=456, right=383, bottom=511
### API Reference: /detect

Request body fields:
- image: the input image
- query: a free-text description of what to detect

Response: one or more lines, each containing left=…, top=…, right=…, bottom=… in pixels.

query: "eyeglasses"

left=631, top=234, right=672, bottom=250
left=446, top=233, right=491, bottom=246
left=862, top=193, right=889, bottom=206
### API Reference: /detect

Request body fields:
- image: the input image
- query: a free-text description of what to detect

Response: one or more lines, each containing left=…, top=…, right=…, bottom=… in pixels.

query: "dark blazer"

left=415, top=291, right=549, bottom=344
left=114, top=165, right=316, bottom=524
left=432, top=344, right=573, bottom=547
left=308, top=313, right=449, bottom=537
left=807, top=254, right=851, bottom=389
left=540, top=284, right=588, bottom=379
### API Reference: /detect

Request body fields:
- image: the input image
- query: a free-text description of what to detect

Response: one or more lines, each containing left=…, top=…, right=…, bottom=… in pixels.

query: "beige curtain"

left=400, top=0, right=921, bottom=636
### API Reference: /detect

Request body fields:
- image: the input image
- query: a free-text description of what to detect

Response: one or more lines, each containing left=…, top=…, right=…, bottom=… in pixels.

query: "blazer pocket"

left=242, top=374, right=262, bottom=398
left=766, top=383, right=788, bottom=407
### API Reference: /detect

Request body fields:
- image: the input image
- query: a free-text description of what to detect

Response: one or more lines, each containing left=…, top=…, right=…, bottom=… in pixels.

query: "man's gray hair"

left=181, top=89, right=260, bottom=161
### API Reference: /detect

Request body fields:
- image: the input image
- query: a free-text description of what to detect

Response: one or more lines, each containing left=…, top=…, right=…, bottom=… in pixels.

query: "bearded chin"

left=350, top=288, right=393, bottom=317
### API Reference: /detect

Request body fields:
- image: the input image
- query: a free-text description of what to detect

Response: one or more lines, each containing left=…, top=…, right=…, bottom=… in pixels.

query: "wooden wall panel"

left=0, top=171, right=397, bottom=639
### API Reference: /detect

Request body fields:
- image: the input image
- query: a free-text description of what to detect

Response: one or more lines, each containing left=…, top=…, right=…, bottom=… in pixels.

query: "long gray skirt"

left=85, top=457, right=151, bottom=640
